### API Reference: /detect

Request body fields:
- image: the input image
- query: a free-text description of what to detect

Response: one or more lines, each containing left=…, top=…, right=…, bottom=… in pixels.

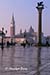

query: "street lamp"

left=1, top=27, right=7, bottom=49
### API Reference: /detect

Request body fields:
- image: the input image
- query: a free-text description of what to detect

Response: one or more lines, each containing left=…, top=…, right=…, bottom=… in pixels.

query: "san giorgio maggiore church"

left=2, top=14, right=37, bottom=44
left=0, top=14, right=46, bottom=44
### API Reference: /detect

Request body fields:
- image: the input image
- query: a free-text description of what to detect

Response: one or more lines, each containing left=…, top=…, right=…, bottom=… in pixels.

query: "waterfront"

left=0, top=45, right=50, bottom=75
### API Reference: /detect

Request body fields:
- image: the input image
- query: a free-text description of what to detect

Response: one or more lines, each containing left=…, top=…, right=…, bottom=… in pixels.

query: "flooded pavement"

left=0, top=45, right=50, bottom=75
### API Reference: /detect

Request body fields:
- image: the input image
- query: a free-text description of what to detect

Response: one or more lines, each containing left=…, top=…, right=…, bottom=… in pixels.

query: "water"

left=0, top=45, right=50, bottom=75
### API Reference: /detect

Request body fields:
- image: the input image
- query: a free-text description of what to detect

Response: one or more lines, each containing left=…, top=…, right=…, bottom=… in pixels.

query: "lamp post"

left=1, top=27, right=7, bottom=49
left=36, top=2, right=44, bottom=46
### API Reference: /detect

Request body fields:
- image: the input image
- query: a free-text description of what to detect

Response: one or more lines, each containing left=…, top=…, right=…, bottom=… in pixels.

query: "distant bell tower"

left=10, top=13, right=15, bottom=37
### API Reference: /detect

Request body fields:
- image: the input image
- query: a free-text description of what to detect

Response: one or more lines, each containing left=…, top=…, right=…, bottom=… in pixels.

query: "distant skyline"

left=0, top=0, right=50, bottom=36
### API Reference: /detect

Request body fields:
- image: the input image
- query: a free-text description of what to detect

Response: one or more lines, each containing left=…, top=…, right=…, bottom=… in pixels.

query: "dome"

left=29, top=26, right=34, bottom=33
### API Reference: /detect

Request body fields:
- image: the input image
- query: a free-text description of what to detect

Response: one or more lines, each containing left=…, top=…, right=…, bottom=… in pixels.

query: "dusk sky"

left=0, top=0, right=50, bottom=36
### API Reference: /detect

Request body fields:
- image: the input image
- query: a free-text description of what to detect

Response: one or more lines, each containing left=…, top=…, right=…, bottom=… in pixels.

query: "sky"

left=0, top=0, right=50, bottom=36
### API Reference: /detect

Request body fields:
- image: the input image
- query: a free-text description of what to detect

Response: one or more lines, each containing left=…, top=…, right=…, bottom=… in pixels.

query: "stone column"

left=36, top=2, right=44, bottom=46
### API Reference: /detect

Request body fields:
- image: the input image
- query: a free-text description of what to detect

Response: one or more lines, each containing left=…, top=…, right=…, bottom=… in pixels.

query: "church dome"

left=29, top=26, right=34, bottom=33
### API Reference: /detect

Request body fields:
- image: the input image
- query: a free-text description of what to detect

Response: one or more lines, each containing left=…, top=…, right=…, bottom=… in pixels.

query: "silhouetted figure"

left=46, top=40, right=49, bottom=46
left=26, top=40, right=30, bottom=46
left=21, top=42, right=26, bottom=48
left=7, top=41, right=9, bottom=47
left=1, top=45, right=4, bottom=50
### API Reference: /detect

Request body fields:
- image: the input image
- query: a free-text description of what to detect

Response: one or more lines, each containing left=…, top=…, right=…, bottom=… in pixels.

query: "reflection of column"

left=36, top=2, right=44, bottom=45
left=37, top=47, right=41, bottom=75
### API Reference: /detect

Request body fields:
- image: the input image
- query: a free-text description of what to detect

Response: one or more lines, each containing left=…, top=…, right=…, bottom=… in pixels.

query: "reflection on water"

left=36, top=47, right=41, bottom=75
left=0, top=46, right=50, bottom=75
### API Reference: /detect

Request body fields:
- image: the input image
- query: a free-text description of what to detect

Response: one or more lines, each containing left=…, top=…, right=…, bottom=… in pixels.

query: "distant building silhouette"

left=14, top=26, right=37, bottom=44
left=29, top=26, right=34, bottom=34
left=10, top=13, right=15, bottom=37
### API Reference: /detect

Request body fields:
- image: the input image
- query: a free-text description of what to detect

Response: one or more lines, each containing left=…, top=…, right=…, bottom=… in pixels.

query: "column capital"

left=36, top=1, right=44, bottom=13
